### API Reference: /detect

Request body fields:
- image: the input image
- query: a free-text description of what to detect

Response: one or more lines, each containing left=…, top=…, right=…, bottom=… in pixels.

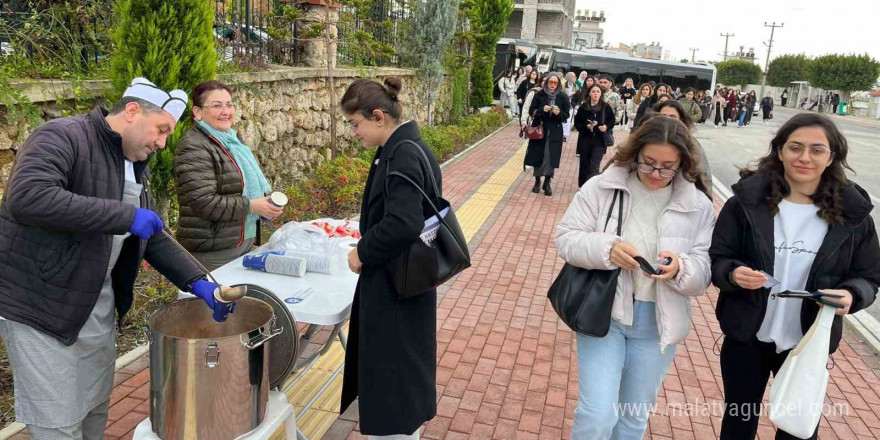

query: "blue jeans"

left=571, top=301, right=677, bottom=440
left=738, top=109, right=747, bottom=126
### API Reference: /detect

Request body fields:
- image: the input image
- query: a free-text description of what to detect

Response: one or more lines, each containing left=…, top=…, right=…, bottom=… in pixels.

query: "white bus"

left=539, top=48, right=717, bottom=92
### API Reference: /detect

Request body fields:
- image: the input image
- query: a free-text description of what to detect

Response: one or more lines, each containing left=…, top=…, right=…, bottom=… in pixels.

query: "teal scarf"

left=197, top=120, right=271, bottom=240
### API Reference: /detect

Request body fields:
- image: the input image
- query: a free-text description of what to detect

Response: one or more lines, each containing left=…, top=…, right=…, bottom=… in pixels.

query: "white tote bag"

left=768, top=304, right=836, bottom=439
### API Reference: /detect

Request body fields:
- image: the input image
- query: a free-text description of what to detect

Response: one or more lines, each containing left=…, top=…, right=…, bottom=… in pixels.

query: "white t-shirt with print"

left=757, top=199, right=829, bottom=353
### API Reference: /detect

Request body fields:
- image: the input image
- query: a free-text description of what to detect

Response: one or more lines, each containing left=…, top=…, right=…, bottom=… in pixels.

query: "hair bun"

left=383, top=77, right=402, bottom=100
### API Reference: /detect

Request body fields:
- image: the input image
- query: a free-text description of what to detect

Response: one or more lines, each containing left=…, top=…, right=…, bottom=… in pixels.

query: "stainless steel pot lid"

left=233, top=284, right=299, bottom=389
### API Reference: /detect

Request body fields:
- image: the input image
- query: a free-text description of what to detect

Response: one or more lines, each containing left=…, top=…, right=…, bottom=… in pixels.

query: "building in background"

left=732, top=46, right=757, bottom=63
left=504, top=0, right=577, bottom=49
left=572, top=9, right=605, bottom=50
left=633, top=42, right=662, bottom=60
left=605, top=43, right=633, bottom=56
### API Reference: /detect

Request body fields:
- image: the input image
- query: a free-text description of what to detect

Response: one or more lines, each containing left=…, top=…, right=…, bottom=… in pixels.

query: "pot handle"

left=241, top=315, right=283, bottom=350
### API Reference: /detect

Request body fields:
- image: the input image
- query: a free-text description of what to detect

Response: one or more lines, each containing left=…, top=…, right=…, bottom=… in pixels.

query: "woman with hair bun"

left=338, top=76, right=440, bottom=439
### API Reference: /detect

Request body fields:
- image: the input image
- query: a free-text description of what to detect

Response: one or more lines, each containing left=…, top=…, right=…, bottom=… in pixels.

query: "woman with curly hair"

left=709, top=113, right=880, bottom=440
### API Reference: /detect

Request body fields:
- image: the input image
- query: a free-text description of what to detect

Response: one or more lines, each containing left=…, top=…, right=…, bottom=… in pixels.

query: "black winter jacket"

left=175, top=124, right=252, bottom=252
left=0, top=108, right=204, bottom=345
left=524, top=91, right=571, bottom=169
left=710, top=174, right=880, bottom=353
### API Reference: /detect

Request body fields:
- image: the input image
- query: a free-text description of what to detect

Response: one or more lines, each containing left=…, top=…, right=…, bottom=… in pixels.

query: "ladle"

left=160, top=229, right=248, bottom=302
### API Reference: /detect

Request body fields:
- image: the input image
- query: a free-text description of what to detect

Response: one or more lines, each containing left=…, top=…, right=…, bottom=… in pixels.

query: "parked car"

left=213, top=22, right=273, bottom=62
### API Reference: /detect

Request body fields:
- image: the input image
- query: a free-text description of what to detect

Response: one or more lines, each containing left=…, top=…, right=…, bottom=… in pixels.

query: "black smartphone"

left=634, top=256, right=673, bottom=275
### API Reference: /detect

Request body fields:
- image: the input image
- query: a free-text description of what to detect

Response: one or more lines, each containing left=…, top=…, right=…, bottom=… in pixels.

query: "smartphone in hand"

left=634, top=256, right=673, bottom=276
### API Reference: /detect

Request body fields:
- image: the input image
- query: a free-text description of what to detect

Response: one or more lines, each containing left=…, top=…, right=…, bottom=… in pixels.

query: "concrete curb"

left=440, top=120, right=515, bottom=170
left=711, top=177, right=880, bottom=356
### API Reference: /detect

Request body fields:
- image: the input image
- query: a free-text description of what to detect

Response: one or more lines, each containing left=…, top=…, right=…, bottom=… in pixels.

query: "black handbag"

left=547, top=189, right=624, bottom=336
left=385, top=140, right=471, bottom=299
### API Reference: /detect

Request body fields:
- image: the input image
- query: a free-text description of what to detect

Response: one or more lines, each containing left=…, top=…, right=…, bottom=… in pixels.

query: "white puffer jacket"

left=555, top=165, right=716, bottom=352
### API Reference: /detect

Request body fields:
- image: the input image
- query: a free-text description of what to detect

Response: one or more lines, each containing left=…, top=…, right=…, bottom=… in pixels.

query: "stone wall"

left=0, top=66, right=453, bottom=192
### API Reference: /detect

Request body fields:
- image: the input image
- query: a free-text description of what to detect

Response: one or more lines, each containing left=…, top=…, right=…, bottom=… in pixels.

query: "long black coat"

left=341, top=121, right=439, bottom=436
left=524, top=91, right=570, bottom=169
left=710, top=174, right=880, bottom=353
left=574, top=102, right=616, bottom=154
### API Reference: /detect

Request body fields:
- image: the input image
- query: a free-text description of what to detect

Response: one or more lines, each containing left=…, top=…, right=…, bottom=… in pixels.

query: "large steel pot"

left=148, top=296, right=282, bottom=440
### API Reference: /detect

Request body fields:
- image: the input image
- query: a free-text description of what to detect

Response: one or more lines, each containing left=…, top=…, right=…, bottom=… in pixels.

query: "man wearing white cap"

left=0, top=77, right=223, bottom=439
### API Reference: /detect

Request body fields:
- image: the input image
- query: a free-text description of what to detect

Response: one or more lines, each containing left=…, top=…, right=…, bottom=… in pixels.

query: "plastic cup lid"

left=270, top=192, right=289, bottom=207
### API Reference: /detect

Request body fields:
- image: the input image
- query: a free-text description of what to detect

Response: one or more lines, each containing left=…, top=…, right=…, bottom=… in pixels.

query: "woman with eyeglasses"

left=710, top=113, right=880, bottom=440
left=556, top=116, right=715, bottom=439
left=574, top=84, right=615, bottom=187
left=525, top=72, right=570, bottom=196
left=339, top=77, right=441, bottom=439
left=175, top=81, right=282, bottom=270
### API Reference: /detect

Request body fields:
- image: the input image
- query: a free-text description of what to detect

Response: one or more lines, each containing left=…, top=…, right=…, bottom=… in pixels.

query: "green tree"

left=715, top=60, right=762, bottom=88
left=766, top=54, right=812, bottom=87
left=464, top=0, right=513, bottom=108
left=809, top=53, right=880, bottom=106
left=110, top=0, right=217, bottom=213
left=407, top=0, right=461, bottom=125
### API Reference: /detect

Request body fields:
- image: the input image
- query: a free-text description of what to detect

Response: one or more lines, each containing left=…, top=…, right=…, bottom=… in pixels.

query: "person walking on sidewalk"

left=780, top=88, right=789, bottom=107
left=709, top=113, right=880, bottom=440
left=727, top=89, right=739, bottom=125
left=525, top=72, right=570, bottom=196
left=714, top=88, right=728, bottom=127
left=0, top=77, right=218, bottom=440
left=517, top=70, right=540, bottom=116
left=619, top=77, right=637, bottom=129
left=651, top=102, right=714, bottom=200
left=744, top=90, right=758, bottom=126
left=677, top=87, right=704, bottom=122
left=632, top=82, right=655, bottom=129
left=556, top=116, right=716, bottom=440
left=575, top=84, right=616, bottom=187
left=760, top=92, right=774, bottom=125
left=340, top=77, right=441, bottom=439
left=598, top=74, right=623, bottom=127
left=563, top=71, right=580, bottom=142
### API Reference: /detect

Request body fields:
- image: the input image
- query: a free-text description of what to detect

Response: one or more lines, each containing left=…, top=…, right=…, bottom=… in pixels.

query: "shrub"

left=282, top=155, right=371, bottom=222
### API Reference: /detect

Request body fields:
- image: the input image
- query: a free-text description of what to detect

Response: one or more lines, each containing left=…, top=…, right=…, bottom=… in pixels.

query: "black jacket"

left=574, top=102, right=615, bottom=152
left=341, top=121, right=439, bottom=435
left=633, top=97, right=656, bottom=128
left=760, top=97, right=774, bottom=110
left=516, top=80, right=537, bottom=103
left=0, top=108, right=204, bottom=345
left=710, top=174, right=880, bottom=353
left=175, top=124, right=251, bottom=252
left=524, top=91, right=571, bottom=169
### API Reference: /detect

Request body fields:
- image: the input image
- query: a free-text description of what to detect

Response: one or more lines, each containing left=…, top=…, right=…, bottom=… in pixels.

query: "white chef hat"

left=122, top=77, right=188, bottom=122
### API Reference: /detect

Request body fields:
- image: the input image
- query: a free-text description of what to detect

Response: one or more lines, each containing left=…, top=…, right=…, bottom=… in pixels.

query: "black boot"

left=543, top=177, right=553, bottom=196
left=532, top=177, right=541, bottom=193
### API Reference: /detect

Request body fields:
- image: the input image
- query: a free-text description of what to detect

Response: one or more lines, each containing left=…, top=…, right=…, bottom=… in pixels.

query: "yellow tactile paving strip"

left=274, top=142, right=528, bottom=440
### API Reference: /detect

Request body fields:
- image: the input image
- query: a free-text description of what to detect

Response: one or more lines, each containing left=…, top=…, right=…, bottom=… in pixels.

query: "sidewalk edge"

left=711, top=176, right=880, bottom=356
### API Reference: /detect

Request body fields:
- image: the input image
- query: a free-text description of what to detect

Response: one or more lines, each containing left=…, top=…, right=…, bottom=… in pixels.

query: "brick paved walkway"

left=8, top=123, right=880, bottom=440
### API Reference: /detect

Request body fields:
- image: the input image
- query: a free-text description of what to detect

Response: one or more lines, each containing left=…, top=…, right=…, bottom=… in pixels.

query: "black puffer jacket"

left=174, top=124, right=250, bottom=252
left=710, top=174, right=880, bottom=353
left=0, top=108, right=203, bottom=345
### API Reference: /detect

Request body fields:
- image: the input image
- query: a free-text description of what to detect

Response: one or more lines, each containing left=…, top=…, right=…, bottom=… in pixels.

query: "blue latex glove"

left=191, top=279, right=218, bottom=309
left=191, top=279, right=237, bottom=322
left=129, top=208, right=164, bottom=240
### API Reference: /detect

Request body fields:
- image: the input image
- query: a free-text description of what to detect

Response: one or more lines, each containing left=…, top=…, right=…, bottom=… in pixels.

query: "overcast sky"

left=575, top=0, right=880, bottom=68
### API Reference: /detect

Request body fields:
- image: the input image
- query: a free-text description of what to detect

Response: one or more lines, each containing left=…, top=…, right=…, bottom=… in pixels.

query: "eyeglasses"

left=347, top=118, right=367, bottom=131
left=207, top=103, right=235, bottom=111
left=637, top=162, right=679, bottom=178
left=782, top=143, right=832, bottom=159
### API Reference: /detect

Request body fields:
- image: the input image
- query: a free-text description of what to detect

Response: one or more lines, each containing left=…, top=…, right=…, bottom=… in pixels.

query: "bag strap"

left=386, top=139, right=440, bottom=198
left=603, top=189, right=624, bottom=234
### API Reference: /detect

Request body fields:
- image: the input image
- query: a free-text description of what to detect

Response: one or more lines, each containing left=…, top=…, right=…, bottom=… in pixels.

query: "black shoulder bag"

left=547, top=189, right=624, bottom=336
left=385, top=140, right=472, bottom=299
left=601, top=104, right=615, bottom=147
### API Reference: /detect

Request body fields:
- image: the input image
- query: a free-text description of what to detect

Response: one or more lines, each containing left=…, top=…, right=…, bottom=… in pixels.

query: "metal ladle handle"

left=161, top=228, right=223, bottom=286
